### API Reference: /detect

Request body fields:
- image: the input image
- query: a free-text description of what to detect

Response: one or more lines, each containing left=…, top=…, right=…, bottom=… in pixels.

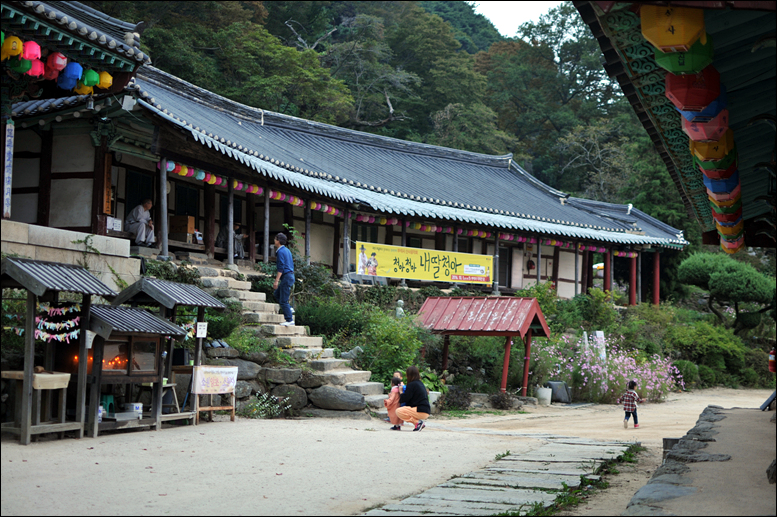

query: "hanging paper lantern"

left=654, top=33, right=714, bottom=75
left=711, top=206, right=742, bottom=224
left=711, top=197, right=742, bottom=215
left=8, top=55, right=32, bottom=74
left=380, top=217, right=387, bottom=225
left=42, top=65, right=59, bottom=81
left=707, top=183, right=740, bottom=203
left=641, top=5, right=704, bottom=53
left=47, top=52, right=67, bottom=71
left=709, top=195, right=740, bottom=209
left=677, top=85, right=727, bottom=123
left=26, top=59, right=44, bottom=77
left=682, top=109, right=728, bottom=142
left=720, top=237, right=744, bottom=253
left=237, top=181, right=244, bottom=191
left=457, top=228, right=463, bottom=235
left=666, top=66, right=720, bottom=112
left=22, top=40, right=41, bottom=60
left=695, top=145, right=737, bottom=172
left=321, top=204, right=329, bottom=212
left=1, top=36, right=23, bottom=61
left=81, top=68, right=100, bottom=87
left=62, top=62, right=83, bottom=80
left=179, top=165, right=189, bottom=176
left=690, top=128, right=734, bottom=162
left=204, top=173, right=212, bottom=183
left=195, top=170, right=205, bottom=181
left=420, top=225, right=427, bottom=232
left=209, top=175, right=217, bottom=185
left=96, top=71, right=113, bottom=89
left=73, top=81, right=93, bottom=95
left=166, top=161, right=176, bottom=172
left=701, top=161, right=736, bottom=181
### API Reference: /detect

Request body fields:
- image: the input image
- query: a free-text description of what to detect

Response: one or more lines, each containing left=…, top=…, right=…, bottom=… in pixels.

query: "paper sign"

left=191, top=366, right=238, bottom=394
left=3, top=121, right=14, bottom=219
left=85, top=330, right=97, bottom=349
left=196, top=322, right=208, bottom=338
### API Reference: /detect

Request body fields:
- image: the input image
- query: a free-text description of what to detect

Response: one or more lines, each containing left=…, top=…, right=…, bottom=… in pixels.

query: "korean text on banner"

left=191, top=366, right=238, bottom=394
left=355, top=241, right=493, bottom=284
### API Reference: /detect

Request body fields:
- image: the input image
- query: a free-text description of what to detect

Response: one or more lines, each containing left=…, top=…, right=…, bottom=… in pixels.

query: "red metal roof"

left=417, top=297, right=551, bottom=338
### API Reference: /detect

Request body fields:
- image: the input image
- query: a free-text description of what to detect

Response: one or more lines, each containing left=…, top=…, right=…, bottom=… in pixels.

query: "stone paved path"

left=365, top=438, right=635, bottom=516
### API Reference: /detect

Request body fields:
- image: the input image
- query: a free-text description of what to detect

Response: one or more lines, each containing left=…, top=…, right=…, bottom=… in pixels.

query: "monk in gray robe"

left=125, top=199, right=156, bottom=247
left=216, top=223, right=246, bottom=259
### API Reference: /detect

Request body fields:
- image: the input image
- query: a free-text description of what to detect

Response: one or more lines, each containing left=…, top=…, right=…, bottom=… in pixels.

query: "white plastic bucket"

left=536, top=387, right=552, bottom=406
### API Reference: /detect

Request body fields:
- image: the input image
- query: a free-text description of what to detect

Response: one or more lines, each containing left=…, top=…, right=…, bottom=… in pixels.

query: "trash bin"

left=536, top=387, right=552, bottom=406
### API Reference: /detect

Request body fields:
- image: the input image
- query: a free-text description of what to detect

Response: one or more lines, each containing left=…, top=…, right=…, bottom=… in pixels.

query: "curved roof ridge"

left=509, top=161, right=568, bottom=199
left=136, top=66, right=513, bottom=168
left=51, top=0, right=137, bottom=31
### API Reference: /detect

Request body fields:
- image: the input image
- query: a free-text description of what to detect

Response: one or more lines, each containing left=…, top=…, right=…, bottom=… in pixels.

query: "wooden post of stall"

left=522, top=329, right=533, bottom=397
left=75, top=295, right=91, bottom=439
left=263, top=188, right=270, bottom=264
left=581, top=248, right=589, bottom=295
left=653, top=251, right=660, bottom=306
left=442, top=335, right=450, bottom=372
left=637, top=251, right=642, bottom=304
left=500, top=336, right=512, bottom=393
left=248, top=197, right=256, bottom=263
left=453, top=227, right=459, bottom=252
left=400, top=219, right=407, bottom=287
left=227, top=180, right=234, bottom=265
left=193, top=306, right=205, bottom=425
left=86, top=334, right=104, bottom=438
left=342, top=209, right=350, bottom=278
left=305, top=200, right=311, bottom=266
left=629, top=253, right=637, bottom=306
left=492, top=233, right=499, bottom=295
left=19, top=291, right=36, bottom=445
left=536, top=239, right=542, bottom=284
left=604, top=247, right=611, bottom=292
left=158, top=159, right=169, bottom=260
left=204, top=182, right=216, bottom=258
left=574, top=241, right=580, bottom=296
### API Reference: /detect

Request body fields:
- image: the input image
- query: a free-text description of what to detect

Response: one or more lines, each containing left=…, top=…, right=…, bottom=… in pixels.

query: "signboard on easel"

left=191, top=366, right=237, bottom=394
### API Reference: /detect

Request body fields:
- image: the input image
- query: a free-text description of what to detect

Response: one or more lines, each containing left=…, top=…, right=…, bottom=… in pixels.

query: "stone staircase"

left=192, top=261, right=387, bottom=407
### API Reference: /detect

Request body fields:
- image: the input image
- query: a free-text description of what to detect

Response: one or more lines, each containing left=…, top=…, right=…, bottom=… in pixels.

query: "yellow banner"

left=355, top=241, right=493, bottom=284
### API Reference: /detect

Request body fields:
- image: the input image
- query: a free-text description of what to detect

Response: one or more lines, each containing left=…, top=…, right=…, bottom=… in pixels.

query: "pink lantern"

left=405, top=221, right=411, bottom=227
left=530, top=238, right=536, bottom=244
left=26, top=59, right=44, bottom=77
left=43, top=65, right=59, bottom=81
left=457, top=228, right=463, bottom=235
left=237, top=181, right=243, bottom=190
left=204, top=173, right=211, bottom=182
left=47, top=52, right=67, bottom=71
left=22, top=41, right=41, bottom=61
left=368, top=216, right=375, bottom=224
left=421, top=225, right=427, bottom=232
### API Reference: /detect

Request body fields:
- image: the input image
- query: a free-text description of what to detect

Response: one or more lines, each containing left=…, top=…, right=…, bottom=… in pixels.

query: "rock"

left=297, top=371, right=326, bottom=389
left=309, top=385, right=366, bottom=411
left=648, top=474, right=692, bottom=486
left=771, top=412, right=776, bottom=423
left=298, top=408, right=371, bottom=420
left=271, top=384, right=307, bottom=410
left=515, top=396, right=538, bottom=406
left=511, top=399, right=524, bottom=410
left=203, top=357, right=261, bottom=380
left=767, top=459, right=776, bottom=484
left=264, top=368, right=301, bottom=384
left=341, top=346, right=363, bottom=360
left=621, top=505, right=676, bottom=516
left=627, top=484, right=696, bottom=506
left=240, top=350, right=269, bottom=364
left=469, top=393, right=492, bottom=409
left=234, top=380, right=254, bottom=399
left=206, top=347, right=240, bottom=358
left=226, top=264, right=239, bottom=272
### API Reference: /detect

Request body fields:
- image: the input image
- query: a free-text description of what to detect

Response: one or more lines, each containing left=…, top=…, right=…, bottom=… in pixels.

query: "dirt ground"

left=1, top=387, right=772, bottom=516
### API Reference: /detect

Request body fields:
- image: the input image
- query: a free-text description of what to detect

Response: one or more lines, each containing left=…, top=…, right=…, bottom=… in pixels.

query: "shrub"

left=237, top=392, right=290, bottom=419
left=420, top=367, right=448, bottom=394
left=672, top=360, right=699, bottom=388
left=440, top=386, right=471, bottom=410
left=205, top=300, right=243, bottom=340
left=578, top=288, right=619, bottom=331
left=296, top=298, right=367, bottom=339
left=697, top=364, right=717, bottom=387
left=489, top=391, right=514, bottom=410
left=740, top=367, right=759, bottom=387
left=743, top=348, right=772, bottom=388
left=144, top=259, right=202, bottom=287
left=223, top=327, right=271, bottom=354
left=352, top=311, right=424, bottom=388
left=515, top=282, right=559, bottom=328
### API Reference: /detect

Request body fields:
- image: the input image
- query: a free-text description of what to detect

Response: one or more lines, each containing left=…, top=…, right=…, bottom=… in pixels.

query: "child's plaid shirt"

left=617, top=390, right=643, bottom=412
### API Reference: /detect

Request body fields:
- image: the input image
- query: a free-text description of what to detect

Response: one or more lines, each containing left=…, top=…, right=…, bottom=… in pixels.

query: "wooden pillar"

left=637, top=251, right=642, bottom=304
left=552, top=245, right=560, bottom=287
left=401, top=219, right=407, bottom=247
left=86, top=335, right=104, bottom=438
left=92, top=137, right=109, bottom=235
left=581, top=249, right=589, bottom=295
left=75, top=295, right=91, bottom=439
left=536, top=239, right=542, bottom=284
left=453, top=228, right=459, bottom=252
left=227, top=180, right=234, bottom=265
left=248, top=198, right=256, bottom=262
left=37, top=129, right=52, bottom=226
left=158, top=159, right=169, bottom=259
left=304, top=200, right=311, bottom=265
left=342, top=209, right=350, bottom=276
left=442, top=335, right=450, bottom=372
left=263, top=188, right=270, bottom=264
left=204, top=183, right=216, bottom=258
left=332, top=214, right=341, bottom=275
left=587, top=251, right=594, bottom=291
left=629, top=254, right=637, bottom=306
left=500, top=336, right=512, bottom=393
left=653, top=251, right=660, bottom=305
left=20, top=291, right=36, bottom=445
left=493, top=233, right=499, bottom=294
left=603, top=247, right=611, bottom=292
left=522, top=330, right=532, bottom=397
left=574, top=242, right=580, bottom=296
left=385, top=222, right=394, bottom=245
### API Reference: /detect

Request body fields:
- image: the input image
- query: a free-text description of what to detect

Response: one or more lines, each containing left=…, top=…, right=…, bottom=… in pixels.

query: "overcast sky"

left=470, top=1, right=564, bottom=37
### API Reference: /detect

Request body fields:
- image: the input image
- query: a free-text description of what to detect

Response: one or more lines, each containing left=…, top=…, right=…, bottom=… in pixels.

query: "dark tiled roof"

left=90, top=304, right=186, bottom=337
left=1, top=257, right=117, bottom=298
left=111, top=277, right=226, bottom=310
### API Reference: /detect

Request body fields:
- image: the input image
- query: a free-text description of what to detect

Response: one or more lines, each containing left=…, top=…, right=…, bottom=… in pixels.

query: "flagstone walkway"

left=364, top=437, right=635, bottom=516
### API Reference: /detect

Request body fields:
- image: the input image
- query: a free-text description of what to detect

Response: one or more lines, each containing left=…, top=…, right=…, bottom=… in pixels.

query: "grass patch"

left=441, top=409, right=526, bottom=419
left=494, top=450, right=511, bottom=461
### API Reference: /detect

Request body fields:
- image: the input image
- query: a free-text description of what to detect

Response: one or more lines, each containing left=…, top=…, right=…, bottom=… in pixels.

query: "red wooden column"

left=442, top=335, right=450, bottom=372
left=629, top=254, right=637, bottom=306
left=653, top=251, right=660, bottom=305
left=522, top=330, right=533, bottom=397
left=603, top=248, right=612, bottom=292
left=500, top=336, right=512, bottom=393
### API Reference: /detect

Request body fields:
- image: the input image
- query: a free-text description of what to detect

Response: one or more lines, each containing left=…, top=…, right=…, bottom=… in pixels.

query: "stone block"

left=195, top=266, right=220, bottom=278
left=273, top=336, right=323, bottom=348
left=345, top=382, right=385, bottom=396
left=244, top=312, right=285, bottom=324
left=297, top=372, right=326, bottom=389
left=299, top=408, right=371, bottom=420
left=205, top=347, right=240, bottom=358
left=264, top=368, right=301, bottom=384
left=271, top=384, right=307, bottom=410
left=515, top=396, right=538, bottom=406
left=1, top=220, right=29, bottom=244
left=365, top=394, right=389, bottom=409
left=309, top=369, right=371, bottom=386
left=234, top=380, right=254, bottom=399
left=309, top=359, right=350, bottom=372
left=203, top=357, right=261, bottom=380
left=627, top=484, right=696, bottom=507
left=239, top=350, right=269, bottom=364
left=309, top=385, right=366, bottom=410
left=202, top=277, right=229, bottom=289
left=1, top=241, right=35, bottom=259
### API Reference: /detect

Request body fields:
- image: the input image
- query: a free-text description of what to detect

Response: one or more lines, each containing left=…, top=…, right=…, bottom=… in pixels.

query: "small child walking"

left=384, top=377, right=405, bottom=431
left=617, top=380, right=644, bottom=429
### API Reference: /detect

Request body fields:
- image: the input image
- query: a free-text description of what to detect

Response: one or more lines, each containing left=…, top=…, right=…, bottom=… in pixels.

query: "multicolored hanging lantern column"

left=310, top=201, right=341, bottom=216
left=613, top=251, right=638, bottom=258
left=269, top=189, right=305, bottom=207
left=157, top=160, right=263, bottom=194
left=578, top=244, right=608, bottom=254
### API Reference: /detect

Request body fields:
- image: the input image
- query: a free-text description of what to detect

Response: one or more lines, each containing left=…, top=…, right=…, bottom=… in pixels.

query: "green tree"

left=419, top=1, right=504, bottom=53
left=426, top=103, right=514, bottom=155
left=678, top=253, right=775, bottom=334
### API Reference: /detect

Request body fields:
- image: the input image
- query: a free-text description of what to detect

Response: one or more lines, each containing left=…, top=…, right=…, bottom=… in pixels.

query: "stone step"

left=310, top=369, right=371, bottom=386
left=244, top=312, right=285, bottom=324
left=309, top=358, right=351, bottom=372
left=280, top=348, right=334, bottom=361
left=346, top=382, right=385, bottom=396
left=201, top=277, right=252, bottom=290
left=194, top=266, right=221, bottom=277
left=365, top=394, right=389, bottom=409
left=216, top=289, right=265, bottom=301
left=241, top=301, right=279, bottom=313
left=272, top=336, right=324, bottom=349
left=260, top=324, right=307, bottom=336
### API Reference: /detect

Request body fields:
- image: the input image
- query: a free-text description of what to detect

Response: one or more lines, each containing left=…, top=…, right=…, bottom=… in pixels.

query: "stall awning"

left=417, top=297, right=551, bottom=338
left=89, top=305, right=187, bottom=340
left=111, top=277, right=225, bottom=310
left=1, top=257, right=117, bottom=299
